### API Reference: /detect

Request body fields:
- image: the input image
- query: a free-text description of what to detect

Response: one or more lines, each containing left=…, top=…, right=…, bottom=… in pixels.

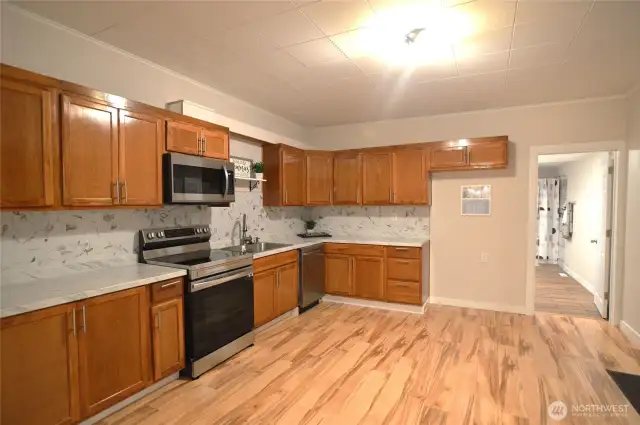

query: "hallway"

left=536, top=264, right=602, bottom=318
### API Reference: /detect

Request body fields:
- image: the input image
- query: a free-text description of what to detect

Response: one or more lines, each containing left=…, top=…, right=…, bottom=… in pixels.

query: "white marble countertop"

left=252, top=235, right=429, bottom=259
left=1, top=264, right=186, bottom=319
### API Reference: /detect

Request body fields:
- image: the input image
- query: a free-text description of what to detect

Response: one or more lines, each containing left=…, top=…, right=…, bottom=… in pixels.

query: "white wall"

left=310, top=98, right=628, bottom=311
left=622, top=88, right=640, bottom=341
left=0, top=4, right=310, bottom=148
left=557, top=153, right=610, bottom=294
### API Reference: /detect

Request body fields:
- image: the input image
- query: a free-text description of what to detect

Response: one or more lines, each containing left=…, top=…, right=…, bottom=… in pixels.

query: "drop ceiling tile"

left=509, top=43, right=567, bottom=69
left=452, top=1, right=517, bottom=35
left=330, top=28, right=372, bottom=59
left=368, top=61, right=458, bottom=87
left=247, top=49, right=307, bottom=79
left=515, top=2, right=592, bottom=25
left=367, top=0, right=442, bottom=14
left=456, top=50, right=509, bottom=76
left=254, top=8, right=325, bottom=47
left=283, top=60, right=363, bottom=91
left=512, top=19, right=580, bottom=49
left=577, top=2, right=640, bottom=43
left=454, top=26, right=513, bottom=57
left=301, top=0, right=374, bottom=36
left=284, top=38, right=347, bottom=66
left=212, top=25, right=281, bottom=55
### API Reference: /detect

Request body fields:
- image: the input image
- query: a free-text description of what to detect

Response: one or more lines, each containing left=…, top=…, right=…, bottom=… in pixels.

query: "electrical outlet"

left=481, top=252, right=489, bottom=263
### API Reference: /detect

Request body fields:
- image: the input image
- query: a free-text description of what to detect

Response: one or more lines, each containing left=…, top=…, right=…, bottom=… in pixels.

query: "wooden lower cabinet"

left=253, top=253, right=299, bottom=327
left=1, top=304, right=79, bottom=425
left=353, top=256, right=385, bottom=300
left=151, top=297, right=185, bottom=381
left=325, top=254, right=352, bottom=296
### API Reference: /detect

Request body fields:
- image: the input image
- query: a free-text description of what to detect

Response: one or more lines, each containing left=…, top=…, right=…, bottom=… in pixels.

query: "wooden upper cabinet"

left=201, top=127, right=229, bottom=160
left=1, top=304, right=80, bottom=425
left=430, top=145, right=467, bottom=170
left=276, top=261, right=298, bottom=316
left=333, top=152, right=361, bottom=205
left=61, top=94, right=118, bottom=206
left=281, top=146, right=305, bottom=206
left=119, top=110, right=163, bottom=206
left=305, top=151, right=333, bottom=205
left=151, top=298, right=185, bottom=381
left=325, top=254, right=352, bottom=296
left=0, top=78, right=56, bottom=208
left=353, top=256, right=385, bottom=301
left=253, top=269, right=277, bottom=328
left=391, top=149, right=428, bottom=205
left=166, top=120, right=201, bottom=156
left=362, top=152, right=392, bottom=205
left=468, top=140, right=508, bottom=168
left=77, top=287, right=150, bottom=418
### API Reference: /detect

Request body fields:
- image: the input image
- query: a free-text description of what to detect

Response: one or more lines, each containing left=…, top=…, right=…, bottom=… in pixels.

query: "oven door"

left=163, top=153, right=235, bottom=204
left=184, top=266, right=254, bottom=365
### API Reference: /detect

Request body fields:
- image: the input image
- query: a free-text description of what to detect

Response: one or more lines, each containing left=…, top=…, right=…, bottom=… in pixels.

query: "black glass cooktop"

left=153, top=250, right=247, bottom=267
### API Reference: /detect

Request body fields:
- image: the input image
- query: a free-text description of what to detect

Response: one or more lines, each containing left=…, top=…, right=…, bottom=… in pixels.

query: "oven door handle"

left=223, top=164, right=229, bottom=199
left=190, top=267, right=253, bottom=292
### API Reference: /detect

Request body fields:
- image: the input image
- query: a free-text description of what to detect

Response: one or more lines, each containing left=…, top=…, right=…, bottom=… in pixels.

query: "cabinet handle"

left=466, top=148, right=470, bottom=164
left=122, top=181, right=128, bottom=204
left=114, top=181, right=120, bottom=204
left=157, top=312, right=161, bottom=330
left=396, top=260, right=411, bottom=264
left=203, top=137, right=207, bottom=154
left=81, top=305, right=86, bottom=333
left=197, top=137, right=201, bottom=155
left=285, top=190, right=288, bottom=204
left=161, top=281, right=177, bottom=288
left=394, top=247, right=410, bottom=251
left=72, top=307, right=76, bottom=336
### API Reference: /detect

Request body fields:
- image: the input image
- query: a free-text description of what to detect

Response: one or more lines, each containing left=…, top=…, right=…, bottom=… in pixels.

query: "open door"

left=594, top=154, right=614, bottom=319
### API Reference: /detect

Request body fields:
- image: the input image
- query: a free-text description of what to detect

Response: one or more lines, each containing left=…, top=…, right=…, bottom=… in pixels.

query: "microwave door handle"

left=223, top=164, right=229, bottom=198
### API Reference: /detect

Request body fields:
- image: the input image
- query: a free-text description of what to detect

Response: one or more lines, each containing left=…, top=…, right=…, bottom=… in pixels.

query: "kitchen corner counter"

left=1, top=264, right=186, bottom=319
left=252, top=236, right=429, bottom=259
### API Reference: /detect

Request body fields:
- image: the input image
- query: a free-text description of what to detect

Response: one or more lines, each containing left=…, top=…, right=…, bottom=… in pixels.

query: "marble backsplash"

left=308, top=206, right=429, bottom=239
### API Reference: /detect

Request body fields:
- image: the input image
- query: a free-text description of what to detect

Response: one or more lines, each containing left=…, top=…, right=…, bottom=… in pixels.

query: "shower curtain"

left=537, top=178, right=560, bottom=263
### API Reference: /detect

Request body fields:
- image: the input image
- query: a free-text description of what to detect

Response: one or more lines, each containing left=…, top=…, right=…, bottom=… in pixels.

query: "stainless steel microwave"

left=163, top=153, right=235, bottom=205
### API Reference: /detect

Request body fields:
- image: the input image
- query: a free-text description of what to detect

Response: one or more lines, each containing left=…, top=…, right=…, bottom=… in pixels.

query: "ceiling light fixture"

left=404, top=28, right=425, bottom=45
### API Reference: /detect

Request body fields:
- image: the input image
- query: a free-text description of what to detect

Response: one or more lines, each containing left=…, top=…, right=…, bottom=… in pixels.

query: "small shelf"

left=235, top=176, right=266, bottom=192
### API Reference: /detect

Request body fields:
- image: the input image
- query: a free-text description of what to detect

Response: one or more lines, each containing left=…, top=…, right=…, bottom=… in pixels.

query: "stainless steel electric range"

left=139, top=225, right=254, bottom=378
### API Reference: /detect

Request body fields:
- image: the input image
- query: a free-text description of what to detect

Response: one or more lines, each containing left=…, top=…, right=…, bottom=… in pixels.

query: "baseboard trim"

left=620, top=321, right=640, bottom=348
left=322, top=295, right=427, bottom=314
left=561, top=265, right=596, bottom=295
left=80, top=373, right=179, bottom=425
left=254, top=307, right=299, bottom=334
left=593, top=292, right=607, bottom=317
left=428, top=297, right=528, bottom=315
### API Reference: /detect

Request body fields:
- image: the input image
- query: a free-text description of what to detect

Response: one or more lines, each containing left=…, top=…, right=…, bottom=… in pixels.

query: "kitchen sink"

left=222, top=242, right=291, bottom=253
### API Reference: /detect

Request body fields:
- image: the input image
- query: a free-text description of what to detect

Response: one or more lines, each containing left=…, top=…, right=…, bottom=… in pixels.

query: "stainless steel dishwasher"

left=299, top=244, right=324, bottom=312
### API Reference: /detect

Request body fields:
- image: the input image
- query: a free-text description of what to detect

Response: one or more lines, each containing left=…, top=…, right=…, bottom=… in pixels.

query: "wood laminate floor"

left=99, top=303, right=640, bottom=425
left=536, top=264, right=602, bottom=318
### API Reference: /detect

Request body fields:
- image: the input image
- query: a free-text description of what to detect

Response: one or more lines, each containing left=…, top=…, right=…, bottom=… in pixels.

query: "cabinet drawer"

left=385, top=246, right=421, bottom=259
left=387, top=280, right=421, bottom=305
left=387, top=258, right=421, bottom=281
left=324, top=243, right=384, bottom=257
left=254, top=250, right=297, bottom=273
left=151, top=278, right=184, bottom=304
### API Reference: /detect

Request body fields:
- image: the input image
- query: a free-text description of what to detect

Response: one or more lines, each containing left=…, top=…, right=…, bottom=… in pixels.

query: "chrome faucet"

left=241, top=214, right=253, bottom=245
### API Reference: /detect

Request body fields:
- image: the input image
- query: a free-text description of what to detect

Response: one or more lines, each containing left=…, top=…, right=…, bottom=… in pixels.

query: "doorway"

left=527, top=143, right=624, bottom=322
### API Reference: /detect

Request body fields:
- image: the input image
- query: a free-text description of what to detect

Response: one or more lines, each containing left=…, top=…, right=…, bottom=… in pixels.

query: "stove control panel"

left=140, top=225, right=211, bottom=246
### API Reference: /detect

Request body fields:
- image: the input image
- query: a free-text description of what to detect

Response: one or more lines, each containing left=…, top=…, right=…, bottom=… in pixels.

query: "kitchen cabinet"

left=353, top=256, right=385, bottom=300
left=391, top=149, right=429, bottom=205
left=61, top=94, right=119, bottom=206
left=151, top=298, right=185, bottom=381
left=385, top=246, right=424, bottom=305
left=325, top=254, right=352, bottom=296
left=429, top=145, right=467, bottom=170
left=263, top=144, right=305, bottom=206
left=166, top=120, right=230, bottom=160
left=362, top=152, right=392, bottom=205
left=253, top=252, right=299, bottom=327
left=119, top=110, right=163, bottom=206
left=430, top=138, right=508, bottom=171
left=1, top=304, right=80, bottom=425
left=77, top=287, right=150, bottom=418
left=305, top=151, right=333, bottom=205
left=0, top=76, right=56, bottom=208
left=468, top=140, right=508, bottom=168
left=333, top=152, right=361, bottom=205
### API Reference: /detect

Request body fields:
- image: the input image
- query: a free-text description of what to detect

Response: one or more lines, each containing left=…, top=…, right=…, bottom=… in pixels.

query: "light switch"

left=481, top=252, right=489, bottom=263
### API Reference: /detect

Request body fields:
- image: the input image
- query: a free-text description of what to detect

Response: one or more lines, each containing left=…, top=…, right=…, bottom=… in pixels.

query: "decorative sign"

left=461, top=185, right=491, bottom=216
left=230, top=156, right=252, bottom=178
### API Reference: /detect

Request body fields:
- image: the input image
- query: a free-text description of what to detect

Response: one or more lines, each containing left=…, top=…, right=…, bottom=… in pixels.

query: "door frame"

left=526, top=141, right=628, bottom=324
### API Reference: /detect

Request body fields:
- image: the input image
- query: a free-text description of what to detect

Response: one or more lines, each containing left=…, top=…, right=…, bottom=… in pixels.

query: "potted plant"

left=252, top=162, right=264, bottom=180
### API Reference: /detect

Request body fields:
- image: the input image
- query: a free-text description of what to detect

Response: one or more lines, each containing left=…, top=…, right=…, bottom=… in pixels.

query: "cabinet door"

left=0, top=79, right=55, bottom=208
left=333, top=153, right=361, bottom=205
left=353, top=256, right=385, bottom=300
left=276, top=262, right=299, bottom=316
left=77, top=287, right=150, bottom=418
left=1, top=304, right=79, bottom=425
left=391, top=149, right=428, bottom=204
left=151, top=298, right=185, bottom=381
left=166, top=120, right=201, bottom=155
left=281, top=147, right=305, bottom=206
left=362, top=152, right=391, bottom=205
left=61, top=94, right=118, bottom=206
left=201, top=127, right=229, bottom=160
left=325, top=254, right=352, bottom=296
left=305, top=152, right=333, bottom=205
left=468, top=141, right=507, bottom=168
left=254, top=269, right=277, bottom=327
left=119, top=110, right=163, bottom=206
left=430, top=146, right=467, bottom=170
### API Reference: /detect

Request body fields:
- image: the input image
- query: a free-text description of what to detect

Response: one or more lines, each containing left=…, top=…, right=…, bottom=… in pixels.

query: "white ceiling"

left=538, top=152, right=594, bottom=166
left=12, top=0, right=640, bottom=127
